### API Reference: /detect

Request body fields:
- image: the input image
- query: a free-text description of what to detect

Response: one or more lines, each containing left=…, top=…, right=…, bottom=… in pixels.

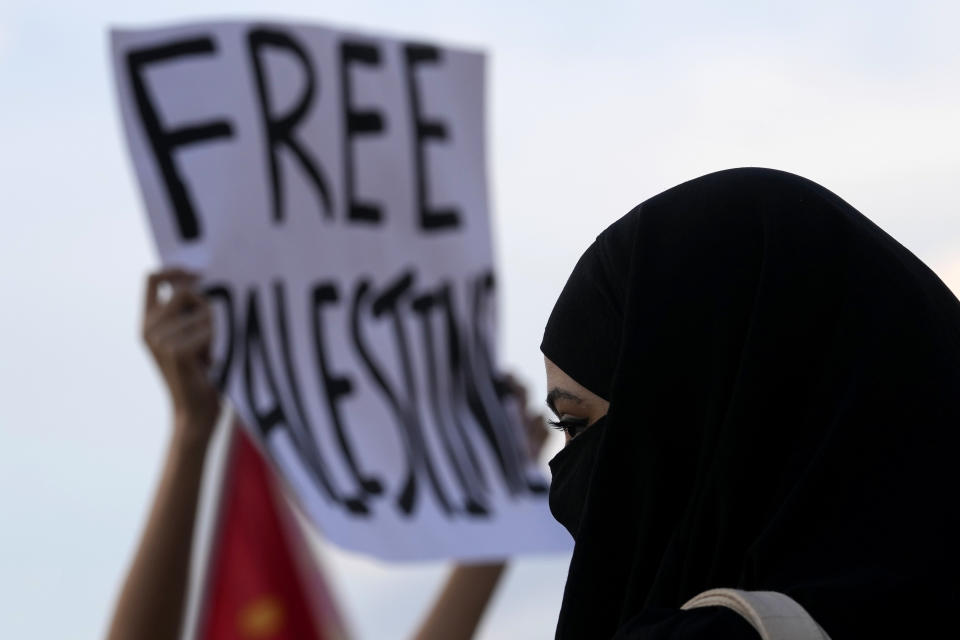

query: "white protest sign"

left=111, top=20, right=570, bottom=560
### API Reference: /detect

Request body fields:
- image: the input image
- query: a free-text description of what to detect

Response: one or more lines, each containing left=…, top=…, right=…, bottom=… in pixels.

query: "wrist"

left=172, top=412, right=216, bottom=450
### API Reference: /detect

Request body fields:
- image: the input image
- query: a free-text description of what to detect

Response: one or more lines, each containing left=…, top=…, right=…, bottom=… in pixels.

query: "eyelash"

left=548, top=417, right=589, bottom=436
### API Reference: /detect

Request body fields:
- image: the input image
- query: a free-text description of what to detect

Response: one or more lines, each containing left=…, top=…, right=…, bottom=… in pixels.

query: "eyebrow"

left=546, top=387, right=584, bottom=416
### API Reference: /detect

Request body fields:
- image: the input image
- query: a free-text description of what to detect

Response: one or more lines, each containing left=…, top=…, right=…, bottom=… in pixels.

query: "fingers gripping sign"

left=142, top=268, right=221, bottom=439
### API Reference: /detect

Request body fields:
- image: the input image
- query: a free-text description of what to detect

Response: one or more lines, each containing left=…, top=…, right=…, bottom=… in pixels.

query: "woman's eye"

left=548, top=417, right=589, bottom=438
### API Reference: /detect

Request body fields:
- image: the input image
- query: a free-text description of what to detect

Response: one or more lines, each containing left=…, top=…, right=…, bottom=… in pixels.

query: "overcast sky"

left=2, top=2, right=959, bottom=639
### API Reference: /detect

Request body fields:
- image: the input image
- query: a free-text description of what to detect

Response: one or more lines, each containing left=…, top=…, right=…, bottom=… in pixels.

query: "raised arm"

left=412, top=563, right=507, bottom=640
left=107, top=269, right=220, bottom=640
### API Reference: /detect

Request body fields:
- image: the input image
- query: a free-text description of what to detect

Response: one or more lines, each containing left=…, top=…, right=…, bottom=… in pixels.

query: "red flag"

left=198, top=421, right=350, bottom=640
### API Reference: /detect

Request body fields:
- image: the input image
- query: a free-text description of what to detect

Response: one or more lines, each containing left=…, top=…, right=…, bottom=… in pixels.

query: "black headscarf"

left=541, top=168, right=960, bottom=639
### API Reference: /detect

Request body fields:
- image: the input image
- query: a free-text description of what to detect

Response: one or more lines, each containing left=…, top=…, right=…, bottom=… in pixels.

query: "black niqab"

left=541, top=168, right=960, bottom=638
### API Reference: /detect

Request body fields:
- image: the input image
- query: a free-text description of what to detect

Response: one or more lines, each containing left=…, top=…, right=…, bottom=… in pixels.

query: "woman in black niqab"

left=541, top=168, right=960, bottom=639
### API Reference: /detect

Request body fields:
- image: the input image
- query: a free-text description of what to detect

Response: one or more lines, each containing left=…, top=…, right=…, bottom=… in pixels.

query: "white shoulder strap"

left=681, top=588, right=831, bottom=640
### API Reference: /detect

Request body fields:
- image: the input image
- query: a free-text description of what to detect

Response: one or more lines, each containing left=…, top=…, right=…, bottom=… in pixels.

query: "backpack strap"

left=681, top=588, right=831, bottom=640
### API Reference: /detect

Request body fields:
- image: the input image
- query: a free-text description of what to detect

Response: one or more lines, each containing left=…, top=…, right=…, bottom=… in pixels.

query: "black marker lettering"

left=339, top=40, right=385, bottom=224
left=243, top=288, right=363, bottom=512
left=311, top=283, right=383, bottom=497
left=403, top=43, right=460, bottom=231
left=372, top=271, right=454, bottom=515
left=272, top=281, right=367, bottom=513
left=127, top=37, right=234, bottom=241
left=202, top=283, right=235, bottom=391
left=242, top=289, right=288, bottom=436
left=413, top=290, right=488, bottom=515
left=248, top=28, right=333, bottom=223
left=351, top=279, right=420, bottom=516
left=436, top=285, right=488, bottom=492
left=470, top=272, right=546, bottom=495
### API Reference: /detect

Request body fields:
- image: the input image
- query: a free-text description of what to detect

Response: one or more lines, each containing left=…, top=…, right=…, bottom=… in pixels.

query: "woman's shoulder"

left=611, top=606, right=759, bottom=640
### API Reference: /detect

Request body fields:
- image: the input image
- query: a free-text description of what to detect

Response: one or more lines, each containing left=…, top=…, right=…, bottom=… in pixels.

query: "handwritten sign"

left=111, top=20, right=569, bottom=560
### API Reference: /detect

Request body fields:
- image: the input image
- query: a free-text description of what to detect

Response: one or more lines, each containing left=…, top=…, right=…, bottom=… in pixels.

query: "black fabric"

left=549, top=414, right=608, bottom=537
left=610, top=606, right=759, bottom=639
left=541, top=211, right=636, bottom=400
left=540, top=168, right=960, bottom=639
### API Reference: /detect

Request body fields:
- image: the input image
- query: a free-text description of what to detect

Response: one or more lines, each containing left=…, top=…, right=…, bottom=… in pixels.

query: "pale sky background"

left=2, top=1, right=960, bottom=639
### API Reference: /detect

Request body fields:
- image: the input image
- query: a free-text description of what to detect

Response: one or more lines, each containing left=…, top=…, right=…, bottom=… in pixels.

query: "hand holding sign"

left=142, top=268, right=220, bottom=441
